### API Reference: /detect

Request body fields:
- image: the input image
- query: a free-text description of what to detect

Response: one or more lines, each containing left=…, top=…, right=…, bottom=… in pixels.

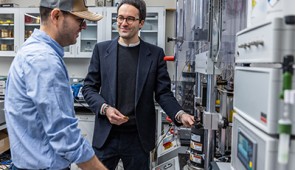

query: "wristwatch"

left=102, top=104, right=110, bottom=115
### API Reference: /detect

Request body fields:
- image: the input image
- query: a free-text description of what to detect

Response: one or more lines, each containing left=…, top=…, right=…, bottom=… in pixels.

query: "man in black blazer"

left=82, top=0, right=195, bottom=169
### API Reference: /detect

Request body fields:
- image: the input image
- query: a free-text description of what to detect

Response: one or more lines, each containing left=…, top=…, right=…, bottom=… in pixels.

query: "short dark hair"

left=39, top=6, right=53, bottom=24
left=117, top=0, right=146, bottom=21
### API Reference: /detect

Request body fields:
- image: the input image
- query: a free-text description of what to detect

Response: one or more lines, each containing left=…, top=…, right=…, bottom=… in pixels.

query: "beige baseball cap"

left=40, top=0, right=103, bottom=21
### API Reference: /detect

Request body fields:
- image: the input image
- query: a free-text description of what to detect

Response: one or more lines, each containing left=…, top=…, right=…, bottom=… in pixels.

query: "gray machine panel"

left=157, top=138, right=188, bottom=165
left=236, top=18, right=295, bottom=63
left=0, top=101, right=5, bottom=125
left=234, top=66, right=295, bottom=134
left=231, top=114, right=295, bottom=170
left=153, top=154, right=190, bottom=170
left=153, top=156, right=180, bottom=170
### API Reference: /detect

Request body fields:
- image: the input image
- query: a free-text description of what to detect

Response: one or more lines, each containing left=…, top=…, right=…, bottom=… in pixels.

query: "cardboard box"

left=0, top=130, right=9, bottom=154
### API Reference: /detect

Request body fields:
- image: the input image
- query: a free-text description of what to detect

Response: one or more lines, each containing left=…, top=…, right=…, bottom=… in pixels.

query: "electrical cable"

left=155, top=124, right=173, bottom=151
left=152, top=124, right=173, bottom=162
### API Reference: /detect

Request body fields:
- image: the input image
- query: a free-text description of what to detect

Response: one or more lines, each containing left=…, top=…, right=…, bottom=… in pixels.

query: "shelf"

left=0, top=38, right=14, bottom=40
left=81, top=38, right=97, bottom=41
left=0, top=24, right=14, bottom=26
left=25, top=23, right=39, bottom=26
left=86, top=24, right=97, bottom=27
left=146, top=17, right=158, bottom=20
left=141, top=30, right=158, bottom=32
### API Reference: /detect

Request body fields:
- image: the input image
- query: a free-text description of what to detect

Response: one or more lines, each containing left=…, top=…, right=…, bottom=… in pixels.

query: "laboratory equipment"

left=160, top=0, right=247, bottom=169
left=231, top=114, right=295, bottom=170
left=234, top=66, right=295, bottom=134
left=236, top=18, right=295, bottom=64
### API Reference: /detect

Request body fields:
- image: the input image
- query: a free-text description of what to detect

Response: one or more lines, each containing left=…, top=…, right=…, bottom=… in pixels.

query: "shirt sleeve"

left=23, top=52, right=94, bottom=163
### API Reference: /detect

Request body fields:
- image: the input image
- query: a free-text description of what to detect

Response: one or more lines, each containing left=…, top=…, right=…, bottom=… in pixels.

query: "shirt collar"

left=31, top=29, right=64, bottom=58
left=118, top=39, right=140, bottom=47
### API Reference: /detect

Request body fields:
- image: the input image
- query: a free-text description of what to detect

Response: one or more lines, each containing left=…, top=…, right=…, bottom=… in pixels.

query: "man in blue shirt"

left=4, top=0, right=107, bottom=169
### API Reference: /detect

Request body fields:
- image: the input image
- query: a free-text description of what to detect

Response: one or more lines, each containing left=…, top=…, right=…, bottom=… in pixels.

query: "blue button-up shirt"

left=4, top=29, right=94, bottom=169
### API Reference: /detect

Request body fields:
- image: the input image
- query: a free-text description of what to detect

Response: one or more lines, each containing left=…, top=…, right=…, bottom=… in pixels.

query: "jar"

left=7, top=44, right=13, bottom=51
left=1, top=44, right=7, bottom=51
left=36, top=17, right=40, bottom=24
left=1, top=29, right=8, bottom=38
left=8, top=29, right=13, bottom=38
left=28, top=30, right=33, bottom=37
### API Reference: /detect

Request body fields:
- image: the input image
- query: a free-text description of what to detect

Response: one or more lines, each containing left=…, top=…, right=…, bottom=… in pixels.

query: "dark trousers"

left=93, top=130, right=149, bottom=170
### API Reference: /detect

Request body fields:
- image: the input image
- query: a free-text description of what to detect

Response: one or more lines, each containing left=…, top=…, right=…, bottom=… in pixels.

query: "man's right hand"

left=105, top=106, right=129, bottom=125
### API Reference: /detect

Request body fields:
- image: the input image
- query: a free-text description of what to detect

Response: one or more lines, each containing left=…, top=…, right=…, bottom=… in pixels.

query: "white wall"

left=0, top=0, right=176, bottom=78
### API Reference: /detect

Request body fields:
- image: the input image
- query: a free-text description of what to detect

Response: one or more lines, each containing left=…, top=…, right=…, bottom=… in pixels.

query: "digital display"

left=237, top=129, right=257, bottom=170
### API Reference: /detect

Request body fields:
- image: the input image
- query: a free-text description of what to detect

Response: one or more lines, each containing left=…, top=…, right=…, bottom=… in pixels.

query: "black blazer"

left=82, top=37, right=182, bottom=152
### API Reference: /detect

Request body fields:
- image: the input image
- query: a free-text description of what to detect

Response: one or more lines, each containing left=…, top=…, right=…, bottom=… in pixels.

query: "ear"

left=50, top=8, right=61, bottom=26
left=139, top=20, right=145, bottom=29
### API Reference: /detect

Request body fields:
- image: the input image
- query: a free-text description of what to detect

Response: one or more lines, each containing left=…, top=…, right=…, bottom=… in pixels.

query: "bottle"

left=85, top=42, right=92, bottom=52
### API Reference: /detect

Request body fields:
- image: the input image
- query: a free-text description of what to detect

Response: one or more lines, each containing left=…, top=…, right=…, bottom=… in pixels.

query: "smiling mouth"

left=121, top=29, right=131, bottom=34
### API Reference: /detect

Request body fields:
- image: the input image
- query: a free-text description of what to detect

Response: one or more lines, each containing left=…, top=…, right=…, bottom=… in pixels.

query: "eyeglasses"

left=78, top=18, right=86, bottom=28
left=116, top=15, right=140, bottom=24
left=61, top=10, right=86, bottom=28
